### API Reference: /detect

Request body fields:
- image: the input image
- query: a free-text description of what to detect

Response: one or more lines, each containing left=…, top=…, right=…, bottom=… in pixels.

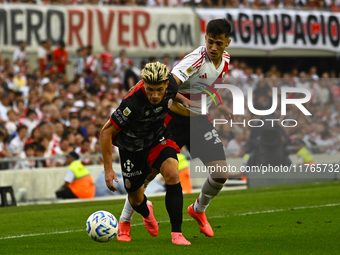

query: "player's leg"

left=117, top=168, right=159, bottom=241
left=193, top=160, right=228, bottom=213
left=117, top=196, right=134, bottom=242
left=159, top=157, right=190, bottom=245
left=128, top=185, right=159, bottom=237
left=188, top=115, right=228, bottom=237
left=149, top=138, right=190, bottom=245
left=118, top=148, right=158, bottom=240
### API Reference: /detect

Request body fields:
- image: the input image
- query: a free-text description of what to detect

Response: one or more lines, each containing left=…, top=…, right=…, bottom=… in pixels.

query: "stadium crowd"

left=0, top=40, right=339, bottom=170
left=0, top=0, right=339, bottom=11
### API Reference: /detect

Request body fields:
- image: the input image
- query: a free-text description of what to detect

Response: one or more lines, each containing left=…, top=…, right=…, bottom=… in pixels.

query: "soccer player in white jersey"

left=117, top=18, right=233, bottom=241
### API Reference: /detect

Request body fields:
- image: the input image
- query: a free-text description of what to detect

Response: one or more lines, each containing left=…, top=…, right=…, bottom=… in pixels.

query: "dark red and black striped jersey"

left=110, top=74, right=178, bottom=152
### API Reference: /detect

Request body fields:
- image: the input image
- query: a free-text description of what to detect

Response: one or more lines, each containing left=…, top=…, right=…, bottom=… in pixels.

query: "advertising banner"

left=0, top=6, right=196, bottom=54
left=196, top=9, right=340, bottom=52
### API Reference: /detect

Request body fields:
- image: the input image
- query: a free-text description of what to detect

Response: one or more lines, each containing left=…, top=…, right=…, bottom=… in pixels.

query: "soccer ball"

left=86, top=210, right=118, bottom=242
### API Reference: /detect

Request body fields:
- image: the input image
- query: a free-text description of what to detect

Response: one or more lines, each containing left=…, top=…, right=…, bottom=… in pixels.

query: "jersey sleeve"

left=110, top=99, right=138, bottom=130
left=168, top=73, right=178, bottom=94
left=171, top=50, right=203, bottom=83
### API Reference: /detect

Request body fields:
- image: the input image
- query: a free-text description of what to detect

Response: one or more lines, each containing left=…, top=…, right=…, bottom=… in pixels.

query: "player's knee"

left=210, top=171, right=228, bottom=183
left=164, top=170, right=180, bottom=184
left=128, top=193, right=144, bottom=207
left=160, top=159, right=179, bottom=184
left=211, top=176, right=228, bottom=184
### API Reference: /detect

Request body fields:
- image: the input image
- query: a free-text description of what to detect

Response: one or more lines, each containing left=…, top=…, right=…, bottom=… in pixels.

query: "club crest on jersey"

left=155, top=107, right=163, bottom=113
left=123, top=107, right=131, bottom=116
left=222, top=72, right=227, bottom=82
left=145, top=110, right=150, bottom=116
left=186, top=66, right=194, bottom=74
left=168, top=99, right=173, bottom=109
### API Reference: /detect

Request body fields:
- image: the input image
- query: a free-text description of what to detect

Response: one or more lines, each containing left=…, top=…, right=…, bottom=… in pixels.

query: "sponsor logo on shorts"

left=124, top=159, right=134, bottom=172
left=122, top=171, right=142, bottom=177
left=123, top=107, right=131, bottom=116
left=125, top=179, right=131, bottom=189
left=186, top=66, right=194, bottom=74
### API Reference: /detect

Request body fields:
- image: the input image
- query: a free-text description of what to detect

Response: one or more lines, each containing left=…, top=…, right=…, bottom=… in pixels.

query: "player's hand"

left=218, top=105, right=234, bottom=121
left=175, top=93, right=201, bottom=108
left=105, top=169, right=119, bottom=192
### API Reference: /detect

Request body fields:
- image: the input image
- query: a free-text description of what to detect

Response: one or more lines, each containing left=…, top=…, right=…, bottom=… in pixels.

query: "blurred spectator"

left=112, top=49, right=128, bottom=85
left=74, top=47, right=85, bottom=80
left=162, top=54, right=172, bottom=71
left=225, top=130, right=245, bottom=158
left=7, top=125, right=28, bottom=157
left=75, top=137, right=93, bottom=165
left=98, top=45, right=114, bottom=87
left=21, top=108, right=39, bottom=137
left=309, top=66, right=319, bottom=80
left=53, top=138, right=73, bottom=167
left=123, top=59, right=139, bottom=92
left=0, top=92, right=12, bottom=122
left=13, top=41, right=27, bottom=63
left=84, top=45, right=98, bottom=74
left=0, top=127, right=11, bottom=170
left=25, top=127, right=41, bottom=145
left=35, top=143, right=49, bottom=168
left=52, top=41, right=68, bottom=74
left=13, top=143, right=35, bottom=169
left=6, top=72, right=19, bottom=91
left=37, top=40, right=48, bottom=75
left=5, top=109, right=18, bottom=136
left=0, top=58, right=11, bottom=73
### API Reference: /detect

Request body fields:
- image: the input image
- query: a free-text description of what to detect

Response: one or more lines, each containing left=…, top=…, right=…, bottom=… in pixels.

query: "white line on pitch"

left=1, top=203, right=339, bottom=240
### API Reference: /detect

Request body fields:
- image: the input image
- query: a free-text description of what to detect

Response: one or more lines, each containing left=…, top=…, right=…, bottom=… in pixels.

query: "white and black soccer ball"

left=86, top=210, right=118, bottom=242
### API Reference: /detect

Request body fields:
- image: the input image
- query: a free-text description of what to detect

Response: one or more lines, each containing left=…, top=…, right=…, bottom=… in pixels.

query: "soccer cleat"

left=171, top=232, right=191, bottom=245
left=187, top=204, right=214, bottom=237
left=143, top=201, right=159, bottom=237
left=117, top=221, right=131, bottom=242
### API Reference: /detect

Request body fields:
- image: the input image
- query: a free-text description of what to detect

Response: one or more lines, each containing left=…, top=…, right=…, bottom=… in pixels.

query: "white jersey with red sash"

left=172, top=46, right=230, bottom=114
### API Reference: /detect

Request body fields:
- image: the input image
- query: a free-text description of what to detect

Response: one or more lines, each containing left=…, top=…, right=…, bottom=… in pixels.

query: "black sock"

left=165, top=183, right=183, bottom=232
left=130, top=194, right=150, bottom=218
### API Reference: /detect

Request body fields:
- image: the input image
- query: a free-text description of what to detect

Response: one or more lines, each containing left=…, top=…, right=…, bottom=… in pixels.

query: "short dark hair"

left=59, top=41, right=65, bottom=48
left=206, top=18, right=232, bottom=39
left=24, top=143, right=35, bottom=151
left=36, top=144, right=46, bottom=152
left=66, top=151, right=79, bottom=160
left=17, top=125, right=28, bottom=132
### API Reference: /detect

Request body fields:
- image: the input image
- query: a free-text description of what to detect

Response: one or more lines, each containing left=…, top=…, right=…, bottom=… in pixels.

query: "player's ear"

left=205, top=35, right=208, bottom=43
left=166, top=80, right=169, bottom=88
left=226, top=38, right=231, bottom=47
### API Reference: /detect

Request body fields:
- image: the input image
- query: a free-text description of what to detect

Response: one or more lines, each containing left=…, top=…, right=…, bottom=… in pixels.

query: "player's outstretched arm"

left=100, top=119, right=120, bottom=192
left=217, top=105, right=234, bottom=121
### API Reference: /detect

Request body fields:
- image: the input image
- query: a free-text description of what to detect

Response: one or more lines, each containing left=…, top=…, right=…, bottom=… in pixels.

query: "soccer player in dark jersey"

left=100, top=62, right=191, bottom=245
left=118, top=19, right=234, bottom=239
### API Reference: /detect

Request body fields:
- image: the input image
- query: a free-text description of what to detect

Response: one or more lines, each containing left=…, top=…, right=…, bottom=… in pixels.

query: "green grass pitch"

left=0, top=181, right=339, bottom=255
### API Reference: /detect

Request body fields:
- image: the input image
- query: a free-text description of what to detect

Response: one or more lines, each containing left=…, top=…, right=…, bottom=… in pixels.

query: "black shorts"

left=167, top=111, right=225, bottom=164
left=119, top=138, right=180, bottom=193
